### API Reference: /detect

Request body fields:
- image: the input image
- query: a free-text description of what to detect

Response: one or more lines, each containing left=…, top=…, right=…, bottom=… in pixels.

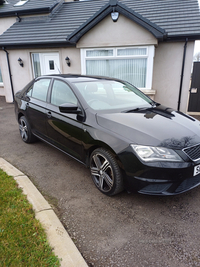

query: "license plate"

left=194, top=164, right=200, bottom=176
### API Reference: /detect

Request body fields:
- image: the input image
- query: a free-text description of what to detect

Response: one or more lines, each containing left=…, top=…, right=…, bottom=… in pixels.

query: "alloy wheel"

left=90, top=152, right=114, bottom=193
left=19, top=118, right=28, bottom=142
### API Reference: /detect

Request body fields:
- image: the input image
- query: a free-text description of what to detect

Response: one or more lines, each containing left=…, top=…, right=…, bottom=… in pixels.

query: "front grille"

left=182, top=143, right=200, bottom=161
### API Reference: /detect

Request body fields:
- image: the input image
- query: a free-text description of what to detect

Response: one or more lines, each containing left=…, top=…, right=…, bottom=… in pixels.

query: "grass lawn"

left=0, top=169, right=60, bottom=267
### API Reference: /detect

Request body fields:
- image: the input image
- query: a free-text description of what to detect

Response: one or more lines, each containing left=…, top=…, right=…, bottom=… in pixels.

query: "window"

left=14, top=0, right=28, bottom=7
left=81, top=46, right=154, bottom=89
left=51, top=80, right=77, bottom=106
left=32, top=53, right=41, bottom=78
left=0, top=67, right=3, bottom=84
left=49, top=60, right=55, bottom=70
left=30, top=79, right=51, bottom=102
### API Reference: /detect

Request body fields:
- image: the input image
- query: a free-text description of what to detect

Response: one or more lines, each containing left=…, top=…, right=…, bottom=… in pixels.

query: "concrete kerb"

left=0, top=157, right=88, bottom=267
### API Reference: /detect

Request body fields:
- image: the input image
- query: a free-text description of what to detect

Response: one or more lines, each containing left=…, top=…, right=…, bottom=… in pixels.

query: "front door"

left=32, top=52, right=61, bottom=77
left=188, top=62, right=200, bottom=112
left=41, top=53, right=61, bottom=75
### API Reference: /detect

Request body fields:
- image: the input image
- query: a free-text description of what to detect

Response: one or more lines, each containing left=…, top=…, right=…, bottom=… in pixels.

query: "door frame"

left=187, top=61, right=200, bottom=115
left=31, top=52, right=61, bottom=78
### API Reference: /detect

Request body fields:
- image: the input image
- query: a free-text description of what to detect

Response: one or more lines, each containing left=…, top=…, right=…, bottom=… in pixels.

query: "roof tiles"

left=0, top=0, right=200, bottom=48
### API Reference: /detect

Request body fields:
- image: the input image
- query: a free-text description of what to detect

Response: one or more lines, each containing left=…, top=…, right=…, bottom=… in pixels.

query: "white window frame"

left=31, top=53, right=42, bottom=78
left=81, top=46, right=155, bottom=90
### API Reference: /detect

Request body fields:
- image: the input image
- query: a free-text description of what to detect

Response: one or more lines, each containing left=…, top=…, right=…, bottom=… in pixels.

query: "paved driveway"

left=1, top=96, right=200, bottom=267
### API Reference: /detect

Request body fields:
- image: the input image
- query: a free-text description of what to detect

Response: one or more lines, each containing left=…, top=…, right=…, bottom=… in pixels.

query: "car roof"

left=37, top=74, right=120, bottom=83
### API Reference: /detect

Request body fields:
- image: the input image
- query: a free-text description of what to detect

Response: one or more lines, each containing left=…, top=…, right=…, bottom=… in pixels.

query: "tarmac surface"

left=1, top=96, right=200, bottom=267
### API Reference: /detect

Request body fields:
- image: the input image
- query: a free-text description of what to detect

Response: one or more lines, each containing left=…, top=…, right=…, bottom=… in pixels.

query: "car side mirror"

left=24, top=95, right=30, bottom=102
left=59, top=103, right=81, bottom=114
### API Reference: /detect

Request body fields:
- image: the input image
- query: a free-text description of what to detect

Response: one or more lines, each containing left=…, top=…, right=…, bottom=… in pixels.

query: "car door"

left=45, top=79, right=84, bottom=161
left=25, top=78, right=51, bottom=139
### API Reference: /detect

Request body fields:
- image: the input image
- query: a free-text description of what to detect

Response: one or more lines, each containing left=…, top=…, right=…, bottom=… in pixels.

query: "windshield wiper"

left=123, top=107, right=148, bottom=113
left=126, top=108, right=140, bottom=113
left=123, top=101, right=161, bottom=113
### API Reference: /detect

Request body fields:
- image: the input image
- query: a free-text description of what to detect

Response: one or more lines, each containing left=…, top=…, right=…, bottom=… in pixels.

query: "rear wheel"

left=90, top=148, right=124, bottom=196
left=19, top=116, right=36, bottom=143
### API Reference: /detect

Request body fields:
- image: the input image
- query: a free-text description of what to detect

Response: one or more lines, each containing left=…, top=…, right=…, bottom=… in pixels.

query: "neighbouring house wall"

left=0, top=49, right=32, bottom=102
left=0, top=50, right=14, bottom=98
left=0, top=17, right=16, bottom=35
left=0, top=17, right=16, bottom=97
left=0, top=86, right=3, bottom=96
left=153, top=41, right=194, bottom=112
left=77, top=14, right=158, bottom=48
left=0, top=47, right=81, bottom=102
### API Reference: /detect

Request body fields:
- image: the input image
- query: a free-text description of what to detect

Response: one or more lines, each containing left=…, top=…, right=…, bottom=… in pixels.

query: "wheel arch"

left=89, top=145, right=125, bottom=196
left=85, top=141, right=125, bottom=172
left=17, top=112, right=25, bottom=122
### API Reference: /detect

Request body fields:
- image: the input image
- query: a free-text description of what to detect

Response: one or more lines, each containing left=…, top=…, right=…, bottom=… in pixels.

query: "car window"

left=26, top=84, right=33, bottom=97
left=51, top=80, right=77, bottom=106
left=74, top=80, right=152, bottom=110
left=30, top=79, right=51, bottom=102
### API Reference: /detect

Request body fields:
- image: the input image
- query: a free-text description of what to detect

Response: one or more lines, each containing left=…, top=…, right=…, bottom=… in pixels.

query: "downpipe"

left=2, top=47, right=15, bottom=102
left=177, top=38, right=188, bottom=111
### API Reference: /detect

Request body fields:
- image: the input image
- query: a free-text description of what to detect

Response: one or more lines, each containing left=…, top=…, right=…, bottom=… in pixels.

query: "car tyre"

left=19, top=116, right=36, bottom=143
left=90, top=148, right=124, bottom=196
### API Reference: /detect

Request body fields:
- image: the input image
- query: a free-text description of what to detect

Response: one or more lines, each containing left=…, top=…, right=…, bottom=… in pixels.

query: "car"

left=14, top=74, right=200, bottom=196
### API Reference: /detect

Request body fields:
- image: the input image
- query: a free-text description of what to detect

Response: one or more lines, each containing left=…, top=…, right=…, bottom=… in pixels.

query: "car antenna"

left=55, top=63, right=61, bottom=74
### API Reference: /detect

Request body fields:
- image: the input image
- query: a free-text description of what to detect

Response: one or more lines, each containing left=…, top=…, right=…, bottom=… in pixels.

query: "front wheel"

left=90, top=148, right=124, bottom=196
left=19, top=116, right=36, bottom=143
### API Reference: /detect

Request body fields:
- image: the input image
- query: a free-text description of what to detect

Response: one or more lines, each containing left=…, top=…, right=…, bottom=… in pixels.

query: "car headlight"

left=131, top=145, right=183, bottom=162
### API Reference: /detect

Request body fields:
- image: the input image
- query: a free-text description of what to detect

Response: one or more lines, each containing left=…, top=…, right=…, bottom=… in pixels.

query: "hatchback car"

left=14, top=74, right=200, bottom=196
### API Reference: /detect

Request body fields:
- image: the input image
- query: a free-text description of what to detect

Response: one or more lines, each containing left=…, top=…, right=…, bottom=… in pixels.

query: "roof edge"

left=0, top=41, right=76, bottom=50
left=66, top=3, right=111, bottom=43
left=165, top=34, right=200, bottom=42
left=116, top=2, right=166, bottom=41
left=66, top=0, right=166, bottom=43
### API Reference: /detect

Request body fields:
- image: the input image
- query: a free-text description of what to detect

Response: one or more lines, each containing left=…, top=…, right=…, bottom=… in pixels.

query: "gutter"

left=0, top=42, right=76, bottom=50
left=0, top=6, right=58, bottom=18
left=177, top=38, right=188, bottom=111
left=2, top=47, right=14, bottom=102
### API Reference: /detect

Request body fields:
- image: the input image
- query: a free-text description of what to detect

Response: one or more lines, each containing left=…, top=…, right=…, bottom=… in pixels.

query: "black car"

left=14, top=74, right=200, bottom=196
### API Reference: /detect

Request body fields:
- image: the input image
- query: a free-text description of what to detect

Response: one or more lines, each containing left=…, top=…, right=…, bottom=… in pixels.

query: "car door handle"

left=47, top=111, right=52, bottom=118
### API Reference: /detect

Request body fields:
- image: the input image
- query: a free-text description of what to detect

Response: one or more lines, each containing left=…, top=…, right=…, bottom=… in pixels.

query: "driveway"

left=1, top=96, right=200, bottom=267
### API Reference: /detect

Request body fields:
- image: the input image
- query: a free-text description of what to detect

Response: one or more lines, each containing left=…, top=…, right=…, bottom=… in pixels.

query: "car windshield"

left=73, top=80, right=153, bottom=111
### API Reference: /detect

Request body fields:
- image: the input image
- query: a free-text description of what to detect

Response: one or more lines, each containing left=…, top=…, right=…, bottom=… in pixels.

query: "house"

left=0, top=0, right=200, bottom=113
left=0, top=0, right=61, bottom=98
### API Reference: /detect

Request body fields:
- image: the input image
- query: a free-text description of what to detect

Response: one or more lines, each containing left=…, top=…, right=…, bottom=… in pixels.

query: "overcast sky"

left=194, top=0, right=200, bottom=54
left=194, top=41, right=200, bottom=55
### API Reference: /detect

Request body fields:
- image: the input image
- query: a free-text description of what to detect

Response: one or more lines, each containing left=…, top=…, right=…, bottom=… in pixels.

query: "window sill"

left=141, top=89, right=156, bottom=100
left=141, top=89, right=156, bottom=94
left=0, top=83, right=4, bottom=88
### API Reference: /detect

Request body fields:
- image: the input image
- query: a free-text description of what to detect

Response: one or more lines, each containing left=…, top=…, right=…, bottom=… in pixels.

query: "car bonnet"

left=96, top=107, right=200, bottom=149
